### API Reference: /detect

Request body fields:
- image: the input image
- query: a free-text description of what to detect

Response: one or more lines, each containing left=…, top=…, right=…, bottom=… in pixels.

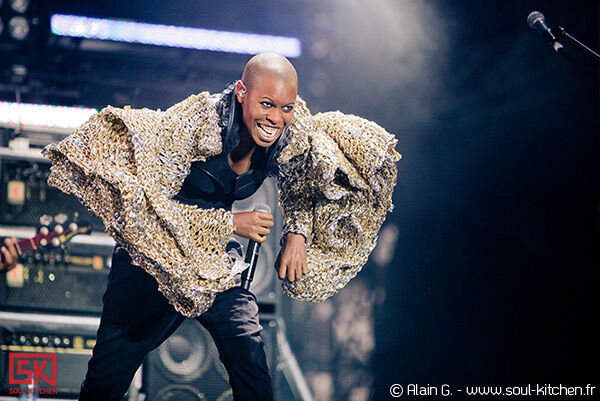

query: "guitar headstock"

left=1, top=216, right=95, bottom=265
left=36, top=217, right=93, bottom=249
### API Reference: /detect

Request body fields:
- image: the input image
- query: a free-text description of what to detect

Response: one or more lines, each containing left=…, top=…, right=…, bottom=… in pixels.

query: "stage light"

left=50, top=14, right=302, bottom=57
left=8, top=15, right=29, bottom=40
left=0, top=101, right=97, bottom=130
left=9, top=0, right=28, bottom=14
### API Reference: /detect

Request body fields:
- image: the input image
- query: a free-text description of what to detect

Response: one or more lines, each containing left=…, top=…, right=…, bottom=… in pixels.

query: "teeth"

left=259, top=125, right=278, bottom=137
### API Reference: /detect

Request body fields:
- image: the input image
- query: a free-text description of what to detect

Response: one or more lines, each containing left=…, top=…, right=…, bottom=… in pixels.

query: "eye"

left=260, top=101, right=273, bottom=108
left=282, top=105, right=294, bottom=113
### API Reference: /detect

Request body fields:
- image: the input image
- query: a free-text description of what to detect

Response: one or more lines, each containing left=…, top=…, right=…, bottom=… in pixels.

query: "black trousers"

left=79, top=246, right=273, bottom=401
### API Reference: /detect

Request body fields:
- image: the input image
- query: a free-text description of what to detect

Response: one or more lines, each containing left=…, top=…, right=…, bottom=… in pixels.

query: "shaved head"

left=241, top=53, right=298, bottom=92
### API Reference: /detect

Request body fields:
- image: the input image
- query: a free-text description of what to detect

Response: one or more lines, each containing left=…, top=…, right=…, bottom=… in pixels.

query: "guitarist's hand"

left=0, top=237, right=18, bottom=273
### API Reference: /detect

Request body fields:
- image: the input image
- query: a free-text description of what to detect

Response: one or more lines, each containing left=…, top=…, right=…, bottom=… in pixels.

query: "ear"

left=236, top=81, right=247, bottom=103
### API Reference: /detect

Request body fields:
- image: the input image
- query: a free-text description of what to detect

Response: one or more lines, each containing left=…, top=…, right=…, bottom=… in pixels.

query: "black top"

left=172, top=150, right=268, bottom=210
left=172, top=90, right=275, bottom=210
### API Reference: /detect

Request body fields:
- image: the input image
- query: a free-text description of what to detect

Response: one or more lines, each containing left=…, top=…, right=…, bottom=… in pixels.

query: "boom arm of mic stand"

left=552, top=26, right=600, bottom=63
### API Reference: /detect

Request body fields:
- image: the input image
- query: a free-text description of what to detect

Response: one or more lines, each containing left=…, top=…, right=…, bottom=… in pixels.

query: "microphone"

left=527, top=11, right=563, bottom=51
left=240, top=204, right=271, bottom=290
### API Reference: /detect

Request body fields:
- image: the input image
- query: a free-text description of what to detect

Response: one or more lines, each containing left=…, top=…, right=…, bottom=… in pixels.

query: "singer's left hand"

left=275, top=233, right=307, bottom=282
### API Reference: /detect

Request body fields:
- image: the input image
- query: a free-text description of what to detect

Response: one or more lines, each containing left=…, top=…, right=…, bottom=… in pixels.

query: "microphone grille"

left=254, top=204, right=271, bottom=213
left=527, top=11, right=544, bottom=29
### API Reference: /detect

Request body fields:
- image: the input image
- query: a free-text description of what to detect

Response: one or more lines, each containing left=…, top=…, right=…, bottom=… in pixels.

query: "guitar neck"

left=14, top=231, right=66, bottom=255
left=2, top=222, right=91, bottom=265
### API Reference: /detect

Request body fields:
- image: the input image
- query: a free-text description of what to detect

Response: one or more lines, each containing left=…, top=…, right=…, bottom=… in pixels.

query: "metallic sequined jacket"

left=42, top=83, right=401, bottom=318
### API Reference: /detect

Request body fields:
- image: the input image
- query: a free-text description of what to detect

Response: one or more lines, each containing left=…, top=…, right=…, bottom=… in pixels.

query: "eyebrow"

left=262, top=96, right=296, bottom=106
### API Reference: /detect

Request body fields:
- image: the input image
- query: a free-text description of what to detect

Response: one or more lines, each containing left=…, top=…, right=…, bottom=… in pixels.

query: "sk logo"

left=8, top=353, right=57, bottom=386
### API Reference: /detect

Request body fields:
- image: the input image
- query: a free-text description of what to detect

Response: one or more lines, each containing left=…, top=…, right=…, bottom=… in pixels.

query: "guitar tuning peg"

left=39, top=215, right=53, bottom=226
left=69, top=222, right=78, bottom=231
left=39, top=226, right=49, bottom=235
left=55, top=213, right=68, bottom=225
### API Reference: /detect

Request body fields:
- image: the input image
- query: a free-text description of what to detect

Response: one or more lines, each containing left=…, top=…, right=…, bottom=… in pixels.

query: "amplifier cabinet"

left=0, top=154, right=105, bottom=232
left=0, top=312, right=100, bottom=398
left=0, top=239, right=113, bottom=315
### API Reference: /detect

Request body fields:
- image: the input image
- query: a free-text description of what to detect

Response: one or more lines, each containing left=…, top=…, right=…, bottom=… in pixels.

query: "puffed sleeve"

left=41, top=92, right=240, bottom=318
left=276, top=111, right=401, bottom=302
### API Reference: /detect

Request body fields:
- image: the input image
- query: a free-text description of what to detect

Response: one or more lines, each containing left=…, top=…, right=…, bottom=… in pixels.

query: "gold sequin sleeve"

left=276, top=96, right=315, bottom=243
left=276, top=111, right=401, bottom=302
left=42, top=92, right=240, bottom=318
left=276, top=115, right=315, bottom=244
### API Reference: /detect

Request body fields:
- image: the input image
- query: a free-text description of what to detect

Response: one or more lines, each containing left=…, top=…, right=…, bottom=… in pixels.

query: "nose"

left=266, top=109, right=282, bottom=126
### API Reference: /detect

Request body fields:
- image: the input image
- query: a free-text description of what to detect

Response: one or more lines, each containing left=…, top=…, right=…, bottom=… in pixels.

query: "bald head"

left=241, top=53, right=298, bottom=92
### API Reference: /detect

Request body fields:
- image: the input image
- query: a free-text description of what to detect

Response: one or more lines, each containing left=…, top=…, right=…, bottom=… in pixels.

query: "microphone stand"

left=552, top=26, right=600, bottom=63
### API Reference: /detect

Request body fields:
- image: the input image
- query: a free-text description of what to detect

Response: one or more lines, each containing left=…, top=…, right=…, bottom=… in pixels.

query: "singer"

left=3, top=53, right=400, bottom=400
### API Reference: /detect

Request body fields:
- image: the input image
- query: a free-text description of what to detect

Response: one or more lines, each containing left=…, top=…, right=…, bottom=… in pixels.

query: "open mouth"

left=257, top=123, right=280, bottom=141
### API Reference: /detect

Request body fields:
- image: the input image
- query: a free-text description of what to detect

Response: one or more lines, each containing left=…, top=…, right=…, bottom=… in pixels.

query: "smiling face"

left=236, top=73, right=297, bottom=148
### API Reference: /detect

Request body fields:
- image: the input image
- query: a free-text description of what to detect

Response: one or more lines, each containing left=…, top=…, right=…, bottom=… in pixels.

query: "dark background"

left=373, top=1, right=599, bottom=398
left=1, top=0, right=598, bottom=399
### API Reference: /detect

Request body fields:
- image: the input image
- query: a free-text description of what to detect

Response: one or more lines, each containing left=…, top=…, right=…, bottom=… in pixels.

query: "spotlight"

left=0, top=101, right=97, bottom=130
left=9, top=0, right=29, bottom=14
left=8, top=15, right=29, bottom=40
left=51, top=14, right=302, bottom=57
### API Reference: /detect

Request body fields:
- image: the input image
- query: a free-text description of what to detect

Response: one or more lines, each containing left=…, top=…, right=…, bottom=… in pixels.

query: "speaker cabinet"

left=142, top=319, right=278, bottom=401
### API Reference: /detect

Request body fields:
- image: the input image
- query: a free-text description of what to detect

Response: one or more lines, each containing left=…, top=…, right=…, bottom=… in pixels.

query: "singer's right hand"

left=0, top=237, right=19, bottom=273
left=233, top=211, right=274, bottom=243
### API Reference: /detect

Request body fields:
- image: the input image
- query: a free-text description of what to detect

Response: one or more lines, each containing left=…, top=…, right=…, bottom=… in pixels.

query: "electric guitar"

left=0, top=221, right=93, bottom=267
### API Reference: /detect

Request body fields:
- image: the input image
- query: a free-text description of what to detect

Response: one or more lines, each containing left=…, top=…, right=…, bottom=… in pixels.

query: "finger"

left=254, top=234, right=267, bottom=243
left=1, top=246, right=12, bottom=266
left=259, top=216, right=275, bottom=227
left=257, top=227, right=271, bottom=236
left=278, top=262, right=287, bottom=280
left=287, top=263, right=296, bottom=282
left=257, top=212, right=274, bottom=222
left=9, top=238, right=18, bottom=257
left=302, top=260, right=308, bottom=275
left=295, top=260, right=303, bottom=280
